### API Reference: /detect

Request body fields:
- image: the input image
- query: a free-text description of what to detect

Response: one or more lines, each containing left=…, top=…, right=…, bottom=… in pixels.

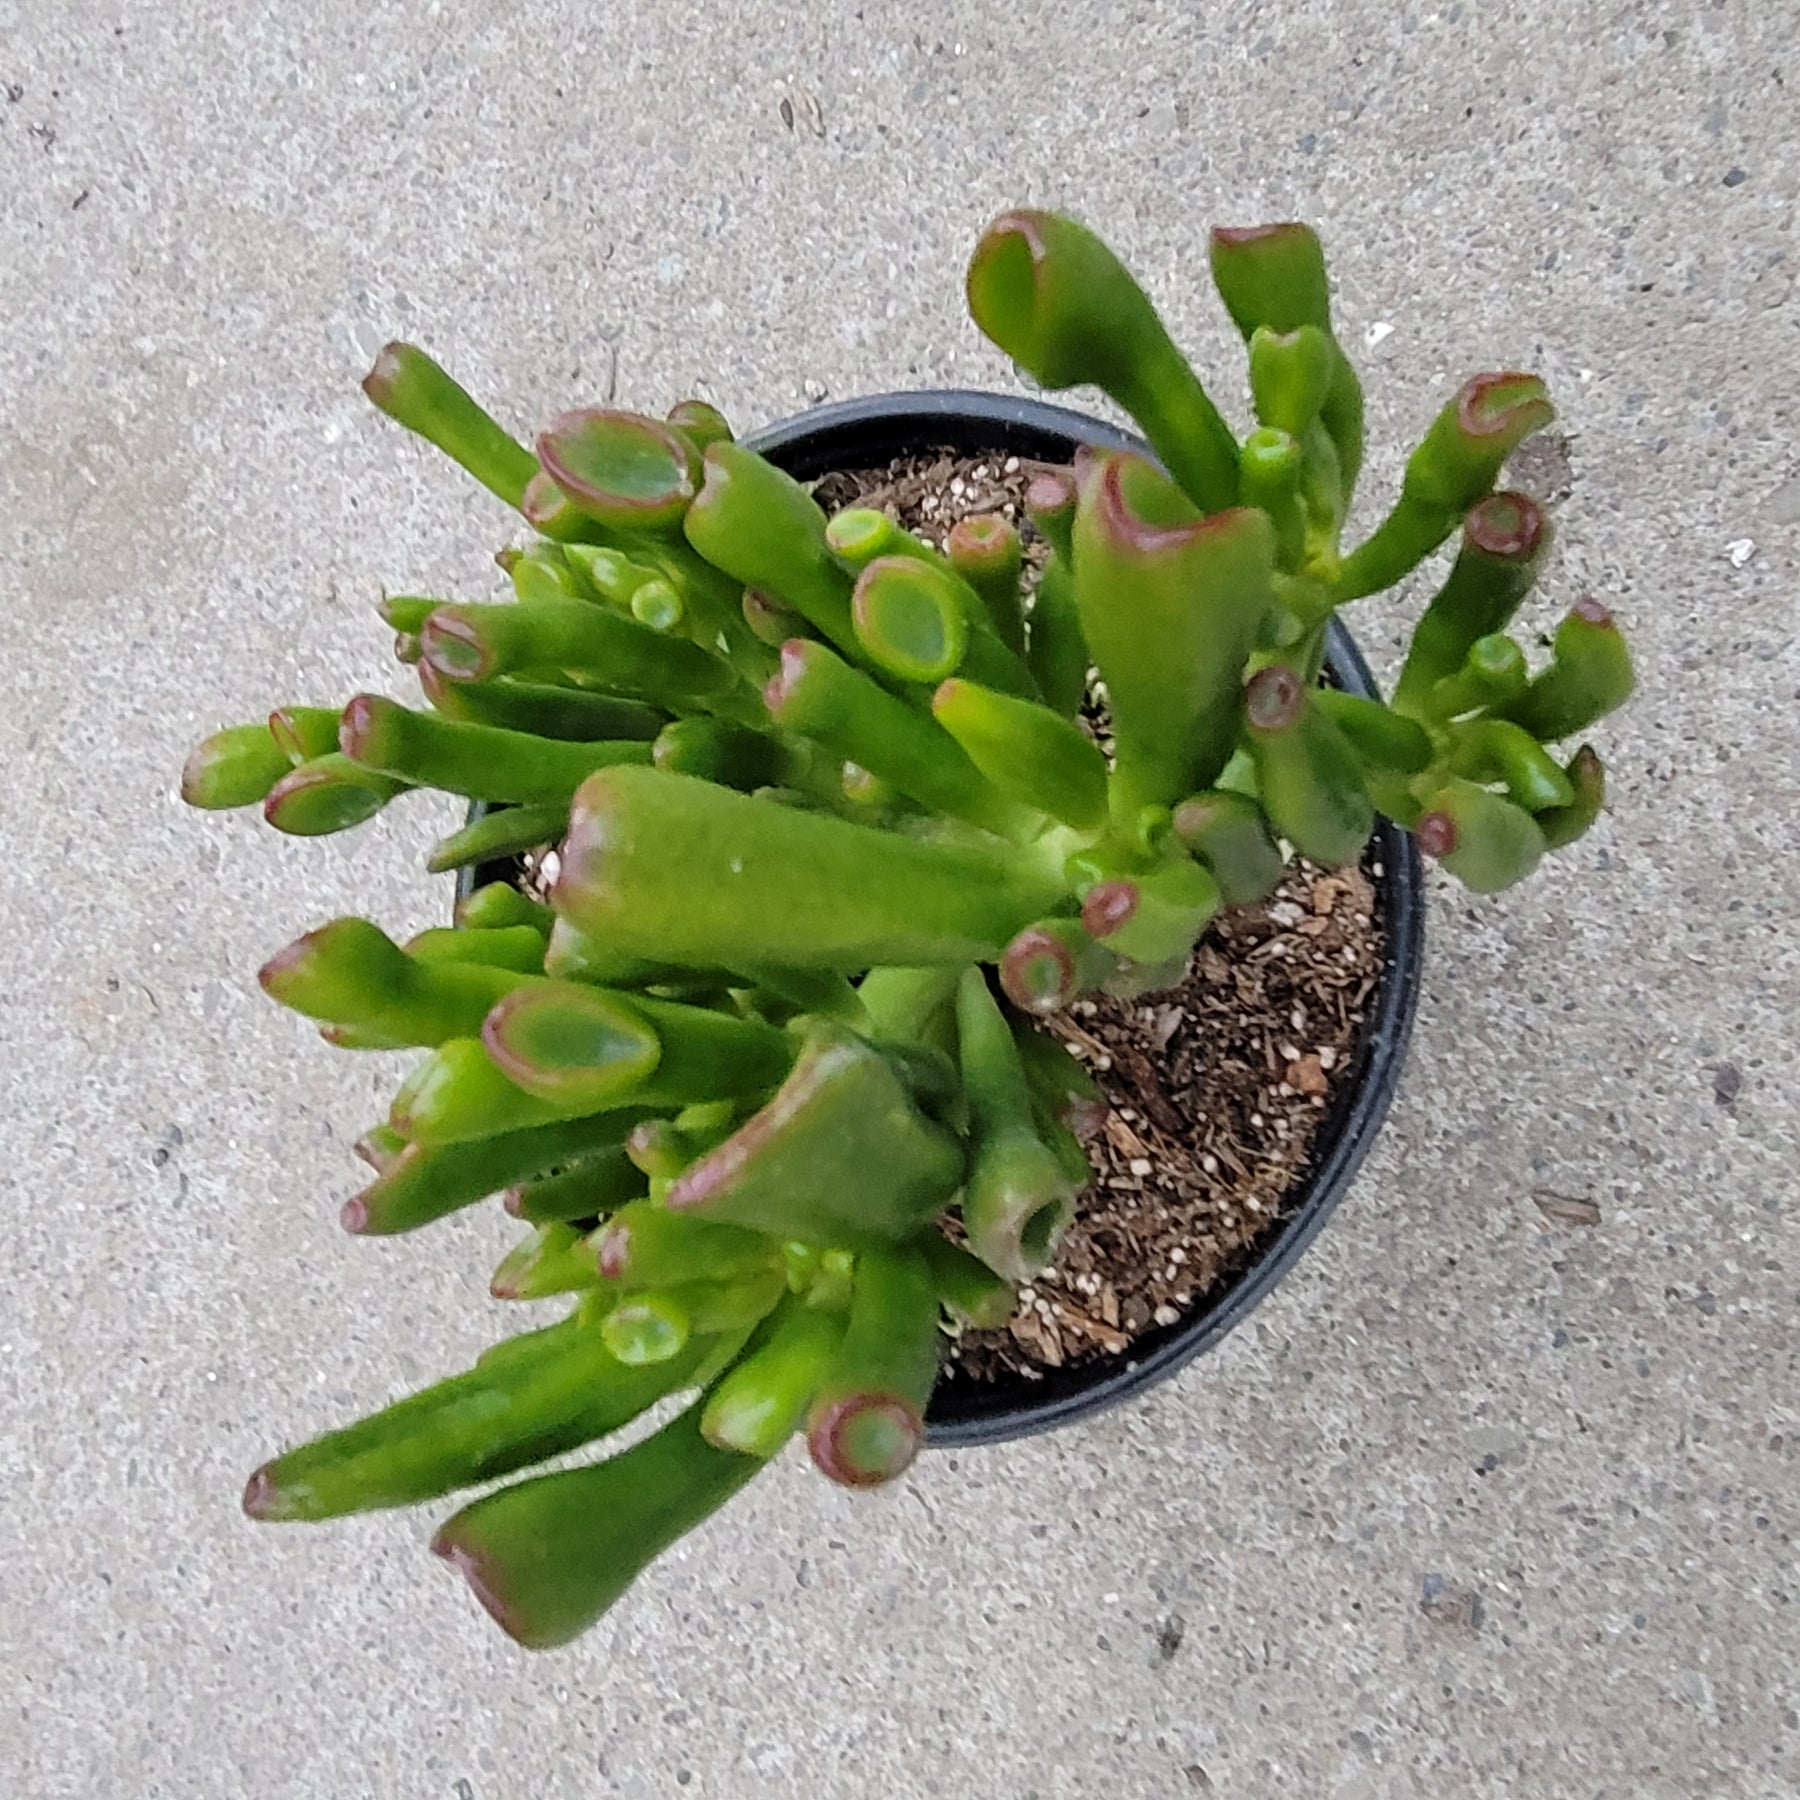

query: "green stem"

left=555, top=765, right=1067, bottom=972
left=665, top=1024, right=965, bottom=1247
left=426, top=802, right=567, bottom=875
left=968, top=210, right=1240, bottom=512
left=244, top=1311, right=722, bottom=1523
left=504, top=1145, right=647, bottom=1224
left=701, top=1299, right=846, bottom=1458
left=765, top=640, right=1033, bottom=837
left=361, top=342, right=539, bottom=509
left=805, top=1247, right=940, bottom=1487
left=345, top=1108, right=653, bottom=1235
left=490, top=1223, right=599, bottom=1300
left=946, top=513, right=1027, bottom=654
left=340, top=694, right=651, bottom=803
left=429, top=1401, right=765, bottom=1648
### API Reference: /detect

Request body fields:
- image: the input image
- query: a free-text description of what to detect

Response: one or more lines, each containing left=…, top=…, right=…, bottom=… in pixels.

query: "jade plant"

left=185, top=210, right=1631, bottom=1648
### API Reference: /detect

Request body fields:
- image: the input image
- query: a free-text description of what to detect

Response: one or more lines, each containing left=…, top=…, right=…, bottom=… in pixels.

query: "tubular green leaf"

left=554, top=765, right=1066, bottom=972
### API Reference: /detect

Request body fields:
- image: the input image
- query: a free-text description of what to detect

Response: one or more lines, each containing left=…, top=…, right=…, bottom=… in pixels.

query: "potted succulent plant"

left=184, top=210, right=1631, bottom=1648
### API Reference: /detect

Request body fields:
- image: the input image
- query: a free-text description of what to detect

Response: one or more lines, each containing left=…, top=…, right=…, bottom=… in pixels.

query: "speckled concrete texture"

left=3, top=2, right=1795, bottom=1794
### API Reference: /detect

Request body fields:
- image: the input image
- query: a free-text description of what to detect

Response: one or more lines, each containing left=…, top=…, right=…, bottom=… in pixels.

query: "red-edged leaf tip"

left=1456, top=372, right=1553, bottom=441
left=429, top=1532, right=527, bottom=1645
left=241, top=1466, right=282, bottom=1520
left=1415, top=811, right=1458, bottom=858
left=419, top=610, right=491, bottom=682
left=359, top=342, right=411, bottom=405
left=807, top=1393, right=923, bottom=1487
left=1244, top=664, right=1305, bottom=732
left=1464, top=491, right=1545, bottom=560
left=1080, top=880, right=1138, bottom=939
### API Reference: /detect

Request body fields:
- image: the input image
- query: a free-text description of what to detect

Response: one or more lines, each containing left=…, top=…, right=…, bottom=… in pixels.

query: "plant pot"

left=458, top=389, right=1426, bottom=1450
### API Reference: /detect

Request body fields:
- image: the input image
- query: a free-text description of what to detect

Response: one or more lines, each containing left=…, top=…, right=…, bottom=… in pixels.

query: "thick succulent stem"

left=554, top=765, right=1066, bottom=972
left=931, top=677, right=1108, bottom=830
left=361, top=342, right=539, bottom=509
left=1536, top=744, right=1606, bottom=849
left=741, top=587, right=808, bottom=648
left=651, top=717, right=805, bottom=792
left=526, top=470, right=628, bottom=544
left=404, top=924, right=548, bottom=975
left=263, top=755, right=407, bottom=836
left=968, top=210, right=1240, bottom=512
left=849, top=554, right=969, bottom=682
left=181, top=723, right=294, bottom=809
left=683, top=441, right=860, bottom=652
left=455, top=882, right=555, bottom=936
left=1449, top=718, right=1578, bottom=812
left=1414, top=779, right=1547, bottom=891
left=665, top=1024, right=965, bottom=1247
left=1023, top=554, right=1089, bottom=720
left=624, top=1110, right=739, bottom=1180
left=998, top=918, right=1118, bottom=1016
left=855, top=965, right=962, bottom=1045
left=426, top=801, right=568, bottom=875
left=1311, top=690, right=1434, bottom=775
left=1334, top=379, right=1554, bottom=600
left=508, top=543, right=591, bottom=607
left=1389, top=493, right=1550, bottom=714
left=1424, top=633, right=1530, bottom=721
left=850, top=554, right=1040, bottom=700
left=429, top=1403, right=765, bottom=1649
left=267, top=706, right=346, bottom=766
left=389, top=1037, right=618, bottom=1145
left=420, top=598, right=733, bottom=712
left=666, top=398, right=734, bottom=449
left=419, top=664, right=666, bottom=744
left=1170, top=789, right=1285, bottom=906
left=1496, top=597, right=1635, bottom=741
left=1075, top=854, right=1220, bottom=968
left=1242, top=666, right=1374, bottom=868
left=1073, top=451, right=1277, bottom=816
left=503, top=1145, right=648, bottom=1224
left=536, top=409, right=701, bottom=536
left=600, top=1270, right=786, bottom=1365
left=340, top=694, right=652, bottom=804
left=954, top=969, right=1077, bottom=1281
left=1011, top=1024, right=1108, bottom=1137
left=1239, top=427, right=1307, bottom=571
left=701, top=1300, right=846, bottom=1458
left=490, top=1223, right=598, bottom=1300
left=1209, top=225, right=1365, bottom=499
left=1025, top=471, right=1076, bottom=564
left=920, top=1233, right=1018, bottom=1328
left=243, top=1313, right=723, bottom=1523
left=763, top=641, right=1031, bottom=836
left=946, top=513, right=1026, bottom=654
left=592, top=1202, right=779, bottom=1290
left=541, top=917, right=686, bottom=987
left=343, top=1108, right=654, bottom=1235
left=805, top=1247, right=940, bottom=1487
left=483, top=982, right=795, bottom=1114
left=260, top=918, right=523, bottom=1045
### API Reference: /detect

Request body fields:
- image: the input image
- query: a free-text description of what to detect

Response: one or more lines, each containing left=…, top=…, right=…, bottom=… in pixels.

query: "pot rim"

left=459, top=387, right=1427, bottom=1448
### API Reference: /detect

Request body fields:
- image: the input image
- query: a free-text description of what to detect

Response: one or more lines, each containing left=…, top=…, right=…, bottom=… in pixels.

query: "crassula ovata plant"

left=184, top=209, right=1632, bottom=1647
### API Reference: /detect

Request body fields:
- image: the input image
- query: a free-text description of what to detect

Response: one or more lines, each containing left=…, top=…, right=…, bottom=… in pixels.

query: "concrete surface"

left=2, top=1, right=1795, bottom=1794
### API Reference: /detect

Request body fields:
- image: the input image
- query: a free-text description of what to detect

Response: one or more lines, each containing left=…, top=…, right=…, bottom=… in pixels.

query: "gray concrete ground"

left=3, top=1, right=1796, bottom=1794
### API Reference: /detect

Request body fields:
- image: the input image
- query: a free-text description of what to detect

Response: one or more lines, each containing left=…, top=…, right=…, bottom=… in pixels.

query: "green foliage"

left=188, top=209, right=1630, bottom=1647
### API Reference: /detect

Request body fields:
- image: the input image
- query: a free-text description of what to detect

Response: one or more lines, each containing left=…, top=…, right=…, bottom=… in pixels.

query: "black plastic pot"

left=460, top=390, right=1426, bottom=1449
